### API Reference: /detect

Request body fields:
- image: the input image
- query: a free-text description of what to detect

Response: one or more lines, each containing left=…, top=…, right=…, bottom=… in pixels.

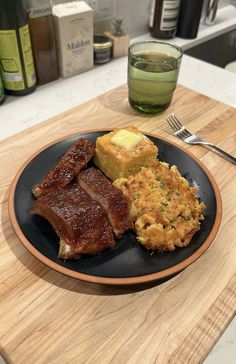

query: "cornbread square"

left=94, top=126, right=158, bottom=181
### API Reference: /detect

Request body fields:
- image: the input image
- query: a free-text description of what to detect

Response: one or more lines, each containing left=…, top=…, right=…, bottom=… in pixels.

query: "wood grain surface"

left=0, top=85, right=236, bottom=364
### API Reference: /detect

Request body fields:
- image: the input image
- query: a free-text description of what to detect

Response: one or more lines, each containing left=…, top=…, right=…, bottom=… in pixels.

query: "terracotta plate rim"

left=8, top=129, right=222, bottom=285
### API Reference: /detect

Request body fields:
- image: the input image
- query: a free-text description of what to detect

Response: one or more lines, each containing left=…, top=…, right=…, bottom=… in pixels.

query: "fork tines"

left=166, top=113, right=191, bottom=139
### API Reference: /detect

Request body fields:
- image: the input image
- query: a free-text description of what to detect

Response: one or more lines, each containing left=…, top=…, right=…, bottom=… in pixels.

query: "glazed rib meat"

left=32, top=184, right=115, bottom=259
left=32, top=138, right=95, bottom=198
left=78, top=167, right=134, bottom=236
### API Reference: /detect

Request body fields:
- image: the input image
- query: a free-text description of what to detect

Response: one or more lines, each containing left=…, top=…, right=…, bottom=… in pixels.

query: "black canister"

left=176, top=0, right=204, bottom=39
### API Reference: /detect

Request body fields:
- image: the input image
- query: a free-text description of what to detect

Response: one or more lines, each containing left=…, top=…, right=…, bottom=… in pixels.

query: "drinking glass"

left=128, top=41, right=183, bottom=113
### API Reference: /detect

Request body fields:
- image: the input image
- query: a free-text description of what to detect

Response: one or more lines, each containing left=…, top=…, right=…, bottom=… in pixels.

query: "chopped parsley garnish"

left=154, top=172, right=160, bottom=180
left=161, top=200, right=168, bottom=206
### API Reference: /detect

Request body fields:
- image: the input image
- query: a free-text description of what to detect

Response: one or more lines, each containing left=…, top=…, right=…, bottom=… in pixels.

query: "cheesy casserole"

left=113, top=161, right=206, bottom=251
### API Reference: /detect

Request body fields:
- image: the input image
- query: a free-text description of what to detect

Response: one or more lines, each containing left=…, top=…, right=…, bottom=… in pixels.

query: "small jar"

left=94, top=35, right=112, bottom=64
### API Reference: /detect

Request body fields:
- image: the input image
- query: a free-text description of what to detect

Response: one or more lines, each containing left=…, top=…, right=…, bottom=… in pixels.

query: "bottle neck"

left=24, top=0, right=52, bottom=19
left=0, top=0, right=26, bottom=29
left=24, top=0, right=51, bottom=10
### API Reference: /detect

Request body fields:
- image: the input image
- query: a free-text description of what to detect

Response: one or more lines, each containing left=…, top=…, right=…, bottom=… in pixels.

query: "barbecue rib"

left=32, top=138, right=95, bottom=198
left=32, top=184, right=115, bottom=259
left=78, top=168, right=133, bottom=236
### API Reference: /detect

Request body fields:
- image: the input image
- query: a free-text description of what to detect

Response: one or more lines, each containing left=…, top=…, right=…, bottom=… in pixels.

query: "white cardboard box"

left=53, top=1, right=93, bottom=78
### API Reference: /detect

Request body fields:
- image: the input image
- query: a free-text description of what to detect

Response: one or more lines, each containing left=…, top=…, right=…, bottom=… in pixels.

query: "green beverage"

left=128, top=42, right=182, bottom=113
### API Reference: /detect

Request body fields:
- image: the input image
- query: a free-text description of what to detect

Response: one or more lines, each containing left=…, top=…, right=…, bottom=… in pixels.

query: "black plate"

left=9, top=130, right=222, bottom=285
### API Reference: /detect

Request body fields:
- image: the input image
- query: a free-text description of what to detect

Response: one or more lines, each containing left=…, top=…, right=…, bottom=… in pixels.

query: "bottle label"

left=28, top=6, right=52, bottom=19
left=149, top=0, right=156, bottom=28
left=0, top=25, right=36, bottom=91
left=160, top=0, right=181, bottom=31
left=0, top=29, right=25, bottom=90
left=0, top=76, right=4, bottom=102
left=19, top=25, right=36, bottom=88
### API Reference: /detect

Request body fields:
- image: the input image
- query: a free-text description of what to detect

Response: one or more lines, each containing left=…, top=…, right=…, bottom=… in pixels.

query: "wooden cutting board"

left=0, top=85, right=236, bottom=364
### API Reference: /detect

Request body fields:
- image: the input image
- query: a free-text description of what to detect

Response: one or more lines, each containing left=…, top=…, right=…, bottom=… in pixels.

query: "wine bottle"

left=0, top=0, right=36, bottom=95
left=0, top=74, right=5, bottom=104
left=24, top=0, right=59, bottom=85
left=149, top=0, right=181, bottom=39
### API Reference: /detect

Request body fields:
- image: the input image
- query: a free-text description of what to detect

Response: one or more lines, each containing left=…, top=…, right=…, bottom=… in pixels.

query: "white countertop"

left=1, top=5, right=236, bottom=142
left=0, top=5, right=236, bottom=363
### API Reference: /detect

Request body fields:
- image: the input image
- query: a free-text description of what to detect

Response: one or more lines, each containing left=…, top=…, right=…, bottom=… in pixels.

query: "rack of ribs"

left=78, top=168, right=134, bottom=236
left=32, top=184, right=115, bottom=259
left=32, top=138, right=95, bottom=198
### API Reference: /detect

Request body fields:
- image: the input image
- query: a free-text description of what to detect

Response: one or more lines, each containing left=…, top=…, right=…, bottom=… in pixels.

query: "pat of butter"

left=111, top=129, right=143, bottom=151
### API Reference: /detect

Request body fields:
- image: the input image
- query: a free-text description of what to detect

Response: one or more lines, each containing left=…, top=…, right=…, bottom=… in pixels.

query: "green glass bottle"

left=0, top=73, right=5, bottom=104
left=0, top=0, right=37, bottom=95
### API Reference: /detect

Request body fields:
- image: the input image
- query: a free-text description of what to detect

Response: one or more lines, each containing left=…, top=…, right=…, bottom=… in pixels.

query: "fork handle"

left=201, top=142, right=236, bottom=165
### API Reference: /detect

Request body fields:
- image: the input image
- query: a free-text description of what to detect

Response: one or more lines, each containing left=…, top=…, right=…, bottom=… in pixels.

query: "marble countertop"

left=0, top=5, right=235, bottom=363
left=1, top=5, right=236, bottom=142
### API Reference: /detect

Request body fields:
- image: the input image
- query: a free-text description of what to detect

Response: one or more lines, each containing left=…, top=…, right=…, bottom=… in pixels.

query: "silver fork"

left=166, top=113, right=236, bottom=165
